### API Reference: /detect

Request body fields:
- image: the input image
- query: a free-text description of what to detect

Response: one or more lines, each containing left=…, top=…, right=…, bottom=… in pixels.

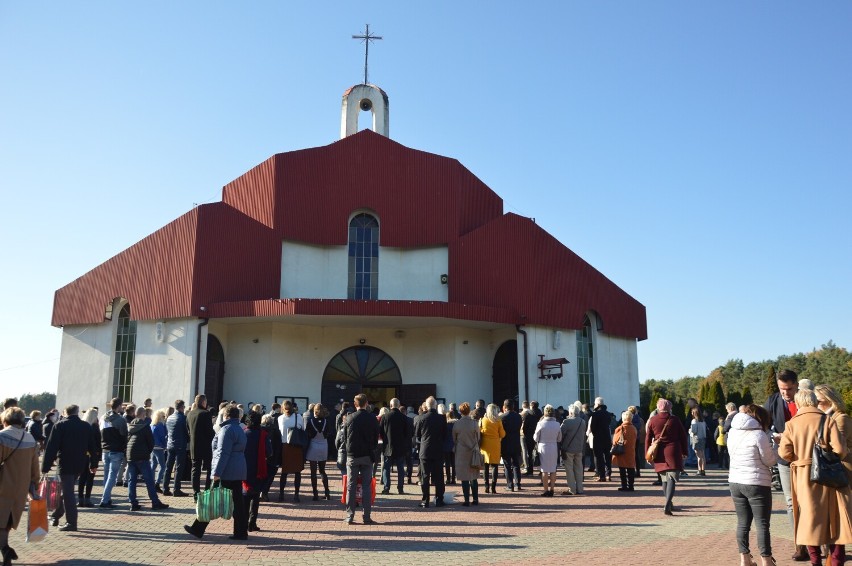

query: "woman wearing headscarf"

left=452, top=402, right=481, bottom=506
left=0, top=408, right=41, bottom=566
left=728, top=404, right=777, bottom=566
left=533, top=404, right=562, bottom=496
left=479, top=403, right=506, bottom=494
left=243, top=412, right=271, bottom=532
left=780, top=388, right=851, bottom=565
left=184, top=404, right=248, bottom=541
left=645, top=398, right=688, bottom=515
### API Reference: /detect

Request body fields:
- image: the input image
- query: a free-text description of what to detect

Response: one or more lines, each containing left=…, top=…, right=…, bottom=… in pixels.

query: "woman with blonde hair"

left=779, top=389, right=851, bottom=565
left=0, top=407, right=40, bottom=566
left=305, top=403, right=331, bottom=501
left=453, top=402, right=481, bottom=506
left=814, top=384, right=852, bottom=486
left=533, top=404, right=562, bottom=496
left=612, top=411, right=637, bottom=492
left=150, top=409, right=168, bottom=493
left=277, top=400, right=306, bottom=502
left=77, top=408, right=101, bottom=507
left=479, top=403, right=506, bottom=493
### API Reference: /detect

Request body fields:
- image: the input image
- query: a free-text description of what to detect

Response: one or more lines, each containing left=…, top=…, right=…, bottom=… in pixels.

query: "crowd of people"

left=0, top=370, right=850, bottom=566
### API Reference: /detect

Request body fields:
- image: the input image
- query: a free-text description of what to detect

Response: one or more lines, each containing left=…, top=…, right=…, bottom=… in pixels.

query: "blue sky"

left=1, top=2, right=850, bottom=399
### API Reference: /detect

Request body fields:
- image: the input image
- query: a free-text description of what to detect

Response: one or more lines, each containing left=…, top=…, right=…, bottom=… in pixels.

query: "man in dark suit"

left=42, top=405, right=98, bottom=532
left=521, top=400, right=542, bottom=475
left=589, top=398, right=613, bottom=481
left=500, top=399, right=523, bottom=491
left=186, top=394, right=215, bottom=501
left=413, top=396, right=447, bottom=507
left=379, top=397, right=412, bottom=495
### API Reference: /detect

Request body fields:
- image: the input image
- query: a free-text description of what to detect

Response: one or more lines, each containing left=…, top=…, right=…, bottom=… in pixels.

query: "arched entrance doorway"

left=492, top=340, right=518, bottom=405
left=205, top=335, right=225, bottom=405
left=321, top=346, right=402, bottom=411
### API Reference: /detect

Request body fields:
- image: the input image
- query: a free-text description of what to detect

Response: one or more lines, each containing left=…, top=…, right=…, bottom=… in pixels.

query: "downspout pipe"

left=194, top=317, right=209, bottom=398
left=516, top=324, right=529, bottom=403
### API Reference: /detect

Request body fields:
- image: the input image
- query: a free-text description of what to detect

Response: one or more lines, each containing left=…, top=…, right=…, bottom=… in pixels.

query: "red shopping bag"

left=27, top=497, right=49, bottom=542
left=38, top=477, right=62, bottom=513
left=340, top=475, right=376, bottom=505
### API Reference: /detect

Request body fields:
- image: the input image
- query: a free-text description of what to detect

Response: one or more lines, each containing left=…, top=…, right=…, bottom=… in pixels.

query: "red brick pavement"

left=8, top=467, right=797, bottom=566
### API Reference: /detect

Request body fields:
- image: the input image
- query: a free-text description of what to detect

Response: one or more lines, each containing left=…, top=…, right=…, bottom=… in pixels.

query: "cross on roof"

left=352, top=24, right=382, bottom=85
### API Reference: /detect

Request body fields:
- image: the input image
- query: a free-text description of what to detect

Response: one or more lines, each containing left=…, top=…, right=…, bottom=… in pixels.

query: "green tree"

left=648, top=391, right=661, bottom=415
left=18, top=392, right=56, bottom=414
left=727, top=389, right=742, bottom=408
left=741, top=386, right=754, bottom=406
left=764, top=365, right=777, bottom=398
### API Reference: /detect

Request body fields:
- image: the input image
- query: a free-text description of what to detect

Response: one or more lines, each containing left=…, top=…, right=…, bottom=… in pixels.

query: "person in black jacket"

left=413, top=396, right=447, bottom=508
left=25, top=410, right=44, bottom=450
left=164, top=400, right=190, bottom=497
left=126, top=407, right=169, bottom=511
left=521, top=401, right=542, bottom=475
left=340, top=394, right=379, bottom=525
left=500, top=399, right=523, bottom=491
left=261, top=403, right=282, bottom=501
left=589, top=399, right=614, bottom=481
left=187, top=394, right=215, bottom=500
left=379, top=398, right=412, bottom=495
left=41, top=405, right=99, bottom=532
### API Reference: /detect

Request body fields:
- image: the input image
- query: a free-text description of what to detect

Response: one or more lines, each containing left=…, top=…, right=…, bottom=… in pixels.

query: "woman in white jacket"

left=728, top=405, right=777, bottom=566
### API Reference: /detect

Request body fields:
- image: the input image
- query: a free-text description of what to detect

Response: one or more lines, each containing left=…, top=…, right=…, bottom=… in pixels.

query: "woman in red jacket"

left=645, top=398, right=688, bottom=515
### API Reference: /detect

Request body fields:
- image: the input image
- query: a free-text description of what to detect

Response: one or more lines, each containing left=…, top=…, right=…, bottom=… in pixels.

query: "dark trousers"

left=191, top=480, right=247, bottom=537
left=443, top=451, right=455, bottom=482
left=618, top=467, right=635, bottom=489
left=164, top=448, right=186, bottom=492
left=127, top=459, right=160, bottom=506
left=191, top=454, right=212, bottom=495
left=51, top=474, right=79, bottom=526
left=483, top=464, right=499, bottom=489
left=77, top=468, right=95, bottom=500
left=593, top=443, right=612, bottom=479
left=244, top=490, right=260, bottom=525
left=419, top=458, right=444, bottom=501
left=263, top=465, right=279, bottom=496
left=730, top=482, right=772, bottom=557
left=502, top=452, right=522, bottom=488
left=381, top=454, right=405, bottom=489
left=523, top=436, right=537, bottom=472
left=718, top=446, right=730, bottom=469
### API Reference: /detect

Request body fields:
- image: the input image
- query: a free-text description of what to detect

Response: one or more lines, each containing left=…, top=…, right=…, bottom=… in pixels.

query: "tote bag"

left=195, top=484, right=234, bottom=522
left=27, top=497, right=49, bottom=543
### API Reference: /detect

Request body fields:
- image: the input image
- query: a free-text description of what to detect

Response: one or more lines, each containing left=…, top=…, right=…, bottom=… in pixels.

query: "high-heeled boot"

left=293, top=475, right=301, bottom=502
left=279, top=476, right=287, bottom=502
left=322, top=474, right=330, bottom=500
left=471, top=480, right=479, bottom=505
left=461, top=481, right=470, bottom=506
left=311, top=474, right=319, bottom=501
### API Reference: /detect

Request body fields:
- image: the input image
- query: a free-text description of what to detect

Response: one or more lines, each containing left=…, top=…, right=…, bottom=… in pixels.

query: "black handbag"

left=610, top=425, right=626, bottom=455
left=810, top=413, right=849, bottom=489
left=286, top=415, right=309, bottom=449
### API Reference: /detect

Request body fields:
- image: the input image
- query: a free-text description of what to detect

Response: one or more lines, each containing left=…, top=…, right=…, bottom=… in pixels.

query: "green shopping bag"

left=195, top=484, right=233, bottom=522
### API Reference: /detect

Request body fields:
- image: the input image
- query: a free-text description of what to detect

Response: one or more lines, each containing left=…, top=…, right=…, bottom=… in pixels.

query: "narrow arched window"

left=576, top=314, right=595, bottom=405
left=348, top=213, right=379, bottom=300
left=112, top=303, right=137, bottom=401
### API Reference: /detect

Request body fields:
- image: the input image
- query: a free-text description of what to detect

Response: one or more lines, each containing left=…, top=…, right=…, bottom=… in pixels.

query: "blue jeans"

left=127, top=460, right=161, bottom=507
left=100, top=450, right=124, bottom=504
left=381, top=454, right=405, bottom=490
left=150, top=449, right=166, bottom=485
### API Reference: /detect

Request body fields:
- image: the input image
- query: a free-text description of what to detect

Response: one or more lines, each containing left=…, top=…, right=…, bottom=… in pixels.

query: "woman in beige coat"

left=453, top=403, right=481, bottom=506
left=779, top=389, right=852, bottom=566
left=0, top=407, right=41, bottom=566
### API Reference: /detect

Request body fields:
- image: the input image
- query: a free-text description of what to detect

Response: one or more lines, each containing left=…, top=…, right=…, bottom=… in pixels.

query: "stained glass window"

left=347, top=213, right=379, bottom=300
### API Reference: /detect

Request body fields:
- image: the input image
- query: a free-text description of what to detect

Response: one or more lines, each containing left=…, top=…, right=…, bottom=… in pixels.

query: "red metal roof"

left=52, top=131, right=647, bottom=340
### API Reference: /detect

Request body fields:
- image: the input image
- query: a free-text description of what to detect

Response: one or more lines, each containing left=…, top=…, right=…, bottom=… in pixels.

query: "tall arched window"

left=348, top=213, right=379, bottom=300
left=576, top=314, right=595, bottom=405
left=112, top=303, right=137, bottom=401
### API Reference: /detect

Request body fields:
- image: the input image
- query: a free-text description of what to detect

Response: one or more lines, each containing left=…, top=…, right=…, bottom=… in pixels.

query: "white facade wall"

left=280, top=241, right=448, bottom=301
left=57, top=317, right=199, bottom=412
left=517, top=325, right=639, bottom=413
left=219, top=322, right=496, bottom=407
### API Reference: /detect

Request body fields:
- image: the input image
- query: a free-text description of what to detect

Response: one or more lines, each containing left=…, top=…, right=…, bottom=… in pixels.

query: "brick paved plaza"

left=7, top=467, right=799, bottom=566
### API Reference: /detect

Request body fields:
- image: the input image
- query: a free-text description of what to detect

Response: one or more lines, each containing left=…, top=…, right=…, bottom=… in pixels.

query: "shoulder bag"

left=286, top=414, right=309, bottom=449
left=611, top=425, right=626, bottom=455
left=645, top=417, right=671, bottom=462
left=810, top=413, right=849, bottom=489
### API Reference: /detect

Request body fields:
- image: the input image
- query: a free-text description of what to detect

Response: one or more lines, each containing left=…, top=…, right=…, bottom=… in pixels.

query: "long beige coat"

left=453, top=416, right=481, bottom=482
left=778, top=406, right=852, bottom=546
left=830, top=411, right=852, bottom=487
left=0, top=426, right=40, bottom=530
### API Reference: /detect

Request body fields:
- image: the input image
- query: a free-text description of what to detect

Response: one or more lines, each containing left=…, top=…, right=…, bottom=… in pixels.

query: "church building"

left=52, top=81, right=647, bottom=414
